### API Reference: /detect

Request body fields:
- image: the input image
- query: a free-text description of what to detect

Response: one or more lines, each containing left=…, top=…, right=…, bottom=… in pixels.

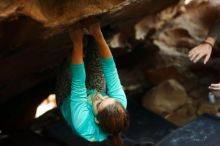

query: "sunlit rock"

left=142, top=79, right=191, bottom=117
left=165, top=103, right=197, bottom=126
left=35, top=94, right=57, bottom=118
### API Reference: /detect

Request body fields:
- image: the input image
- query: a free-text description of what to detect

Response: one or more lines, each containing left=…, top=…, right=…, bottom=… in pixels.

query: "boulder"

left=166, top=103, right=197, bottom=126
left=146, top=66, right=185, bottom=84
left=197, top=102, right=218, bottom=116
left=0, top=0, right=180, bottom=104
left=142, top=79, right=191, bottom=117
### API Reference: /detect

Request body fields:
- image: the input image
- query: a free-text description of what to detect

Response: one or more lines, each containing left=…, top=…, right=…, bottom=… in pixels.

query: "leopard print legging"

left=56, top=37, right=106, bottom=107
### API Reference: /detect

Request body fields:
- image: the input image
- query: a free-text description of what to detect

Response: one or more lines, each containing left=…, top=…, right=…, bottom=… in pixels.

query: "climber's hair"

left=96, top=101, right=128, bottom=146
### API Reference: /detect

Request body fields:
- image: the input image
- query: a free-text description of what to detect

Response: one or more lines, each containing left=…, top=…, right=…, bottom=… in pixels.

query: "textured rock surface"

left=2, top=0, right=220, bottom=136
left=133, top=0, right=220, bottom=125
left=142, top=79, right=190, bottom=117
left=0, top=0, right=179, bottom=104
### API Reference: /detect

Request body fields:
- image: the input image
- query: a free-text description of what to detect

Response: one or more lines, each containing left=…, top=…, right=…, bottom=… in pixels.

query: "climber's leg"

left=84, top=36, right=106, bottom=93
left=55, top=35, right=106, bottom=107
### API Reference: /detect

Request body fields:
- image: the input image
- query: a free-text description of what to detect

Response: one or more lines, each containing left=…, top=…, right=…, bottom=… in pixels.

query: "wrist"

left=73, top=41, right=83, bottom=50
left=203, top=37, right=215, bottom=48
left=203, top=41, right=214, bottom=48
left=72, top=36, right=83, bottom=41
left=93, top=32, right=105, bottom=43
left=93, top=33, right=103, bottom=40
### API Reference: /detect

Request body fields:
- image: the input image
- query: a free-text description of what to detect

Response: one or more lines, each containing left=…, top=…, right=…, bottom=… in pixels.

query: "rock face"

left=166, top=103, right=197, bottom=126
left=0, top=0, right=125, bottom=27
left=142, top=78, right=218, bottom=126
left=0, top=0, right=180, bottom=104
left=133, top=0, right=220, bottom=126
left=142, top=79, right=190, bottom=117
left=2, top=0, right=220, bottom=134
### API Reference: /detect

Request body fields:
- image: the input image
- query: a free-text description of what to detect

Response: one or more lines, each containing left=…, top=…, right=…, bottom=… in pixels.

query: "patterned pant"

left=56, top=36, right=106, bottom=107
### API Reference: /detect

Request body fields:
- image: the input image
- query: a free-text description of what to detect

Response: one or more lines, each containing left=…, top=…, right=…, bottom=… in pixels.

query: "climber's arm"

left=87, top=23, right=127, bottom=108
left=69, top=28, right=84, bottom=64
left=87, top=23, right=112, bottom=59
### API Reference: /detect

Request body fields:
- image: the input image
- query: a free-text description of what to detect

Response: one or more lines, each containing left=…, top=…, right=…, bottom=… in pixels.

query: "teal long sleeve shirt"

left=60, top=57, right=127, bottom=142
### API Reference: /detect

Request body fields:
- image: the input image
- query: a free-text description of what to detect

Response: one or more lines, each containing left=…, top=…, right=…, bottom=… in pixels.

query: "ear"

left=95, top=117, right=100, bottom=124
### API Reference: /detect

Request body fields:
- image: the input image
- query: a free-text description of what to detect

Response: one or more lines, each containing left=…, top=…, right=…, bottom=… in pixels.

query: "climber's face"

left=92, top=93, right=115, bottom=115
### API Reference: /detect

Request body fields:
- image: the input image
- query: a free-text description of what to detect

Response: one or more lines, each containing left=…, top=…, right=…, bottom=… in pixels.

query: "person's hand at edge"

left=188, top=37, right=215, bottom=64
left=209, top=83, right=220, bottom=90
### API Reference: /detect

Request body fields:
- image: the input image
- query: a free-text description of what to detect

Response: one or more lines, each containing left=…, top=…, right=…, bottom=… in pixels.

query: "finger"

left=189, top=47, right=199, bottom=54
left=189, top=50, right=199, bottom=58
left=193, top=53, right=205, bottom=63
left=204, top=53, right=211, bottom=64
left=189, top=50, right=199, bottom=59
left=188, top=51, right=196, bottom=58
left=209, top=86, right=220, bottom=90
left=190, top=53, right=201, bottom=62
left=210, top=83, right=220, bottom=87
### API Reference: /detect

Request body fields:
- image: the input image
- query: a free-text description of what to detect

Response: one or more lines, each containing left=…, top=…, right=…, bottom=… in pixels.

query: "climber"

left=57, top=22, right=128, bottom=146
left=188, top=19, right=220, bottom=90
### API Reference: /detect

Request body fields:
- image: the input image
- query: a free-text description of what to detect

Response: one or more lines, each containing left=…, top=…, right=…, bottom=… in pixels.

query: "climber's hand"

left=69, top=24, right=84, bottom=43
left=86, top=22, right=102, bottom=37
